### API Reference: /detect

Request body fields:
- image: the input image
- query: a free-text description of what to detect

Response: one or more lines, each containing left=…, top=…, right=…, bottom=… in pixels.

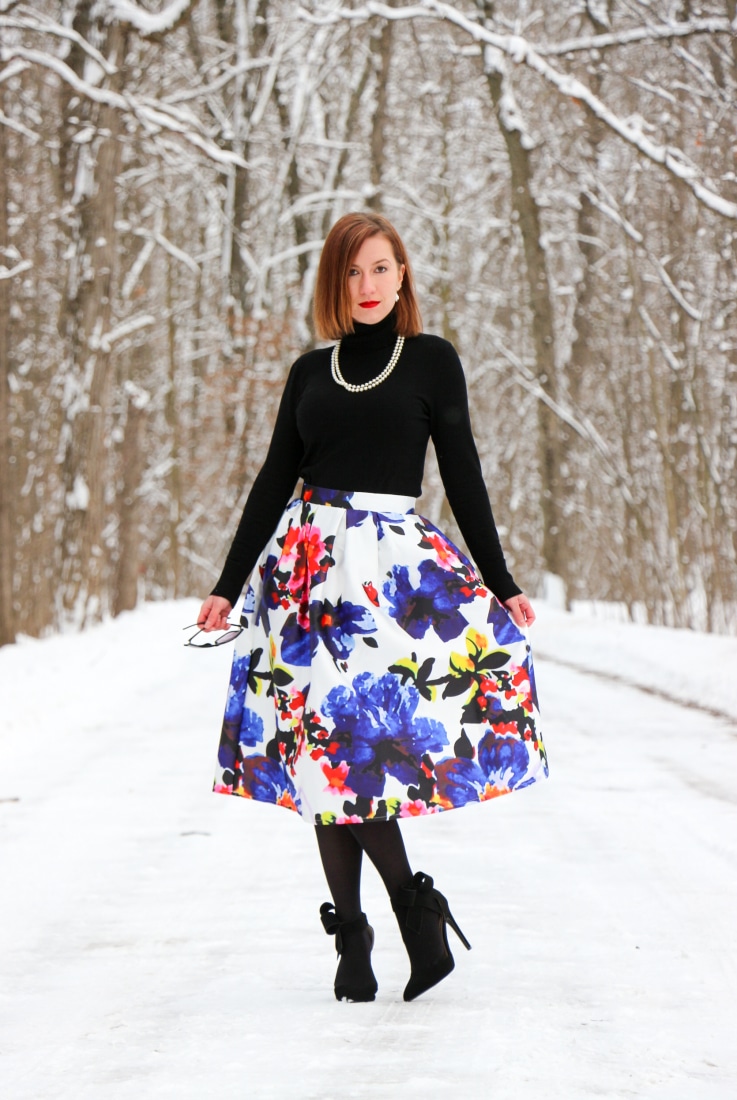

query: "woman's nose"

left=359, top=272, right=374, bottom=295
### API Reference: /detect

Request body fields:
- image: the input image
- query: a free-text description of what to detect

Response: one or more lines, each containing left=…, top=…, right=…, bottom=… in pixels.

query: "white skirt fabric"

left=213, top=485, right=548, bottom=824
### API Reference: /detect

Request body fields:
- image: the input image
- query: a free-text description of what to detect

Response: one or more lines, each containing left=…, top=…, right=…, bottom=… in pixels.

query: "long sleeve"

left=210, top=362, right=305, bottom=606
left=210, top=322, right=523, bottom=607
left=429, top=344, right=521, bottom=602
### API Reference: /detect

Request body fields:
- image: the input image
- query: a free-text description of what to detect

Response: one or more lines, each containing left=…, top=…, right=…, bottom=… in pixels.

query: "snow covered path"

left=1, top=601, right=736, bottom=1100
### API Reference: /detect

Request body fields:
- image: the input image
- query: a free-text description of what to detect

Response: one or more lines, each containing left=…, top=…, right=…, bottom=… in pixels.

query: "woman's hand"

left=197, top=595, right=233, bottom=631
left=503, top=592, right=536, bottom=628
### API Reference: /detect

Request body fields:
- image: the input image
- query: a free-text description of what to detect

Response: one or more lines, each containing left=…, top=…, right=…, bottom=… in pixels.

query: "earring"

left=395, top=289, right=400, bottom=302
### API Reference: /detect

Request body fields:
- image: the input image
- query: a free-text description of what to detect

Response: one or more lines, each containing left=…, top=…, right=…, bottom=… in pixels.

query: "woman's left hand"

left=503, top=592, right=536, bottom=628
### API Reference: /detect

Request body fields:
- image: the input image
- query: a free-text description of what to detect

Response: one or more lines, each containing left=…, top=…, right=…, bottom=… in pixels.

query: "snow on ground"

left=1, top=600, right=736, bottom=1100
left=533, top=602, right=737, bottom=723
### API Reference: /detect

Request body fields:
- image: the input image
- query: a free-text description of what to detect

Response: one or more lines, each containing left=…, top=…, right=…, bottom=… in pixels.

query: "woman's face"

left=347, top=235, right=405, bottom=326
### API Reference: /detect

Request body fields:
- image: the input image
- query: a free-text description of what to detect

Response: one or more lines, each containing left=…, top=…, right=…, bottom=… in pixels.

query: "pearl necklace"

left=331, top=334, right=405, bottom=393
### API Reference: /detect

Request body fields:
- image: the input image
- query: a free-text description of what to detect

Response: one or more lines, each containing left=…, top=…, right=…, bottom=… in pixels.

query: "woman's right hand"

left=197, top=595, right=233, bottom=631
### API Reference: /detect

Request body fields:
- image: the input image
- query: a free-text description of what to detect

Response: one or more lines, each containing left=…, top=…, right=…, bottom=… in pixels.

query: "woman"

left=197, top=211, right=548, bottom=1003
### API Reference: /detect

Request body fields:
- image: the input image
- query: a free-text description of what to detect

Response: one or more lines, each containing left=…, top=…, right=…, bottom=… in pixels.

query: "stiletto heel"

left=437, top=894, right=472, bottom=951
left=392, top=871, right=471, bottom=1002
left=320, top=903, right=378, bottom=1002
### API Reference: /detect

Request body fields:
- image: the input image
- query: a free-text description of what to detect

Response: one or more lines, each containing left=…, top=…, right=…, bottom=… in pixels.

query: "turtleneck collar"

left=340, top=308, right=398, bottom=352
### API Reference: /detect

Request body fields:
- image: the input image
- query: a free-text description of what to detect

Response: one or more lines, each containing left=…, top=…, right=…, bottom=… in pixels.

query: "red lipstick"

left=359, top=301, right=381, bottom=308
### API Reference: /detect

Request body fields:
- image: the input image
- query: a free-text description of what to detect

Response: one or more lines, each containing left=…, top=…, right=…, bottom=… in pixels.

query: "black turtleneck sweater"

left=211, top=311, right=521, bottom=605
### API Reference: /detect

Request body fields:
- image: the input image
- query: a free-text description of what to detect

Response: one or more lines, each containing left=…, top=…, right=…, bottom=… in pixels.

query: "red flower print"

left=279, top=522, right=335, bottom=602
left=426, top=532, right=464, bottom=570
left=490, top=720, right=519, bottom=737
left=362, top=581, right=380, bottom=606
left=322, top=760, right=351, bottom=794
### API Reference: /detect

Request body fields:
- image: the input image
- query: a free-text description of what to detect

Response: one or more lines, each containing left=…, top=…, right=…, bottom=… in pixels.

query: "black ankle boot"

left=392, top=871, right=472, bottom=1002
left=320, top=903, right=378, bottom=1002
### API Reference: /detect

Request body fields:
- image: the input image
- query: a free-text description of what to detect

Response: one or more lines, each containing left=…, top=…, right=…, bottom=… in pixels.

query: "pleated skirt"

left=213, top=485, right=548, bottom=825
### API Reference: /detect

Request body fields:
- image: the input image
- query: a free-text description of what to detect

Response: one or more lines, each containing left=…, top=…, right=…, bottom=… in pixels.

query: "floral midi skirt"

left=214, top=485, right=548, bottom=825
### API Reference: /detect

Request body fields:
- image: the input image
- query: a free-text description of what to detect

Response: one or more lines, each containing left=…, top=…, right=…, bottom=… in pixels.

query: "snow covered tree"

left=1, top=0, right=736, bottom=641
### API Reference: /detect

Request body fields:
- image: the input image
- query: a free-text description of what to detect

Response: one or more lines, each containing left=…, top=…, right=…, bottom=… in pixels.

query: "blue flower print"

left=303, top=486, right=354, bottom=508
left=218, top=652, right=264, bottom=774
left=383, top=560, right=476, bottom=642
left=487, top=600, right=524, bottom=646
left=238, top=754, right=299, bottom=811
left=434, top=757, right=489, bottom=807
left=478, top=730, right=530, bottom=789
left=240, top=584, right=256, bottom=624
left=304, top=486, right=409, bottom=540
left=217, top=737, right=237, bottom=776
left=218, top=693, right=264, bottom=774
left=523, top=653, right=539, bottom=709
left=220, top=653, right=253, bottom=760
left=280, top=597, right=376, bottom=666
left=238, top=706, right=264, bottom=748
left=321, top=671, right=449, bottom=799
left=255, top=554, right=285, bottom=630
left=225, top=653, right=252, bottom=725
left=346, top=510, right=408, bottom=540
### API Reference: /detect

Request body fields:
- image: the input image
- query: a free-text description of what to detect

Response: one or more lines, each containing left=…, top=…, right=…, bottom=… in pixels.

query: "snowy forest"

left=1, top=0, right=736, bottom=646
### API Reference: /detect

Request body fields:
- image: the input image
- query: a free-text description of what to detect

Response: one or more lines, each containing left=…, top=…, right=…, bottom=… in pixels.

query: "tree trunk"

left=564, top=21, right=607, bottom=603
left=112, top=385, right=148, bottom=616
left=477, top=7, right=564, bottom=584
left=369, top=16, right=394, bottom=202
left=0, top=82, right=15, bottom=646
left=165, top=231, right=183, bottom=599
left=56, top=18, right=128, bottom=624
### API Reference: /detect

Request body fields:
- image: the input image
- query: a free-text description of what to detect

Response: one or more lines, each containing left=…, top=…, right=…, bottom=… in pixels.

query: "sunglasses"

left=183, top=622, right=244, bottom=648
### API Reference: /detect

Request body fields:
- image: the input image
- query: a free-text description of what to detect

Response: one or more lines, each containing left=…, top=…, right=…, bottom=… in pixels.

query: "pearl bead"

left=331, top=335, right=405, bottom=393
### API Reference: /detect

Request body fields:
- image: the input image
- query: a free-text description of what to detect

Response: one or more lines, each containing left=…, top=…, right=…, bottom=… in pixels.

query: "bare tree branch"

left=1, top=45, right=249, bottom=169
left=1, top=7, right=118, bottom=74
left=108, top=0, right=196, bottom=37
left=537, top=18, right=734, bottom=56
left=582, top=187, right=704, bottom=321
left=0, top=108, right=39, bottom=141
left=301, top=1, right=737, bottom=218
left=0, top=257, right=32, bottom=279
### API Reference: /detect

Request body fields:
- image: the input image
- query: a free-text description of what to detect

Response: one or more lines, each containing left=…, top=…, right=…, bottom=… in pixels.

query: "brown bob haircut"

left=313, top=211, right=423, bottom=340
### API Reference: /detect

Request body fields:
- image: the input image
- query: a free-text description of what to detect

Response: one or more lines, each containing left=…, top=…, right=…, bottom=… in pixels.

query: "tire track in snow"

left=535, top=649, right=737, bottom=732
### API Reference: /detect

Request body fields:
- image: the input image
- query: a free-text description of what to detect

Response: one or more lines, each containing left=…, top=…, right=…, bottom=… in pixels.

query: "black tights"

left=315, top=820, right=413, bottom=921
